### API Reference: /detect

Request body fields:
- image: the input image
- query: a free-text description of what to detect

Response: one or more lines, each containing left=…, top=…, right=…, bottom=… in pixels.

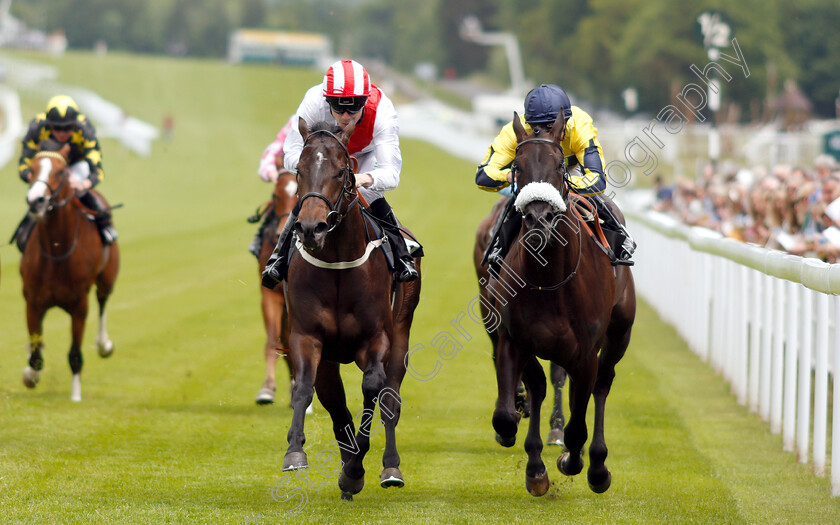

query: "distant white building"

left=227, top=29, right=331, bottom=67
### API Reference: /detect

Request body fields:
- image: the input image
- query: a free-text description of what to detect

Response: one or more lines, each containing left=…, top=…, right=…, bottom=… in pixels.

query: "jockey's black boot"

left=11, top=212, right=35, bottom=253
left=80, top=192, right=117, bottom=244
left=586, top=195, right=635, bottom=266
left=249, top=211, right=274, bottom=258
left=369, top=198, right=418, bottom=283
left=486, top=200, right=521, bottom=275
left=261, top=204, right=299, bottom=288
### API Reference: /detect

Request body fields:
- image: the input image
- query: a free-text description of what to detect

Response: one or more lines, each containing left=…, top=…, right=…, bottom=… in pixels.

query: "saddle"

left=568, top=194, right=616, bottom=261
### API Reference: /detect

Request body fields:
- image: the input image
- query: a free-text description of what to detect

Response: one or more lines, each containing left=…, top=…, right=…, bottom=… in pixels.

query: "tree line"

left=12, top=0, right=840, bottom=119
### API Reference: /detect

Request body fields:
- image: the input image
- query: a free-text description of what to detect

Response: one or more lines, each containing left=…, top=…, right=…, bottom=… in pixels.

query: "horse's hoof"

left=495, top=433, right=516, bottom=448
left=282, top=451, right=308, bottom=471
left=340, top=492, right=353, bottom=502
left=526, top=469, right=550, bottom=496
left=546, top=428, right=565, bottom=447
left=380, top=468, right=405, bottom=488
left=22, top=366, right=40, bottom=388
left=588, top=469, right=612, bottom=494
left=255, top=387, right=276, bottom=405
left=338, top=469, right=365, bottom=495
left=557, top=450, right=583, bottom=476
left=97, top=339, right=114, bottom=358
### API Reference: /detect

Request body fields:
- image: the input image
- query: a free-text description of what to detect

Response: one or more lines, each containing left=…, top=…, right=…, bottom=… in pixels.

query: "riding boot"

left=585, top=195, right=635, bottom=266
left=486, top=199, right=522, bottom=274
left=11, top=212, right=36, bottom=252
left=368, top=198, right=418, bottom=282
left=249, top=211, right=274, bottom=259
left=79, top=192, right=118, bottom=244
left=261, top=204, right=300, bottom=288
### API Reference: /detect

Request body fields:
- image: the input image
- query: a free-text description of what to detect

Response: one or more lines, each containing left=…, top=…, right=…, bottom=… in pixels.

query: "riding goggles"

left=50, top=124, right=76, bottom=132
left=326, top=96, right=367, bottom=115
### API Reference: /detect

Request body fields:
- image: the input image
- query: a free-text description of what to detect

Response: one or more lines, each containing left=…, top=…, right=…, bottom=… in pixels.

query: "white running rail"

left=626, top=209, right=840, bottom=496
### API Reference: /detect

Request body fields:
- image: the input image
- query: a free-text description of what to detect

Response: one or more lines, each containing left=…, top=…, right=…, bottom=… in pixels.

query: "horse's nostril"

left=314, top=223, right=327, bottom=235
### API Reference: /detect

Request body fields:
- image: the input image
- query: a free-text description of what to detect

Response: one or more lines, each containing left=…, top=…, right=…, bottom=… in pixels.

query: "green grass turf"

left=1, top=50, right=839, bottom=524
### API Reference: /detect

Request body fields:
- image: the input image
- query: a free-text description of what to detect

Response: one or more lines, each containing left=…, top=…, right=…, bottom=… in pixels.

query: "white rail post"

left=760, top=273, right=775, bottom=422
left=798, top=287, right=813, bottom=464
left=736, top=264, right=749, bottom=404
left=831, top=294, right=840, bottom=496
left=813, top=293, right=829, bottom=476
left=783, top=280, right=799, bottom=452
left=771, top=277, right=786, bottom=433
left=749, top=269, right=762, bottom=412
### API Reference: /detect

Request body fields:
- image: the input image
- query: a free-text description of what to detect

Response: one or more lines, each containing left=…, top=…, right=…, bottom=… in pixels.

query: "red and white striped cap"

left=322, top=59, right=371, bottom=97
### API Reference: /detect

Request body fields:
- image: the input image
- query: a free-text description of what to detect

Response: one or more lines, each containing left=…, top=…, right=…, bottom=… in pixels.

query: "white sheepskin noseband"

left=514, top=182, right=567, bottom=214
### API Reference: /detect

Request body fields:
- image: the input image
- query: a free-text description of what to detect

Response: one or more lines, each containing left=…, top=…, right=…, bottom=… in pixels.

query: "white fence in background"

left=626, top=209, right=840, bottom=496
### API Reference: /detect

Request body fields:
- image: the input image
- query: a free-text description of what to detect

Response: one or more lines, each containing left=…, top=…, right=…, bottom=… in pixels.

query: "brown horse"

left=475, top=111, right=635, bottom=496
left=254, top=169, right=298, bottom=406
left=21, top=140, right=119, bottom=401
left=475, top=205, right=569, bottom=447
left=281, top=118, right=421, bottom=501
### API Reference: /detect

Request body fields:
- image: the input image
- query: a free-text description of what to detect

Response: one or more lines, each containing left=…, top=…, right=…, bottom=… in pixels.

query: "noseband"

left=296, top=130, right=358, bottom=232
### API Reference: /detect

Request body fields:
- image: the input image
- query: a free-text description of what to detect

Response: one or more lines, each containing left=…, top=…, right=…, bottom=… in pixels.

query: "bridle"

left=296, top=130, right=359, bottom=233
left=29, top=150, right=81, bottom=261
left=512, top=136, right=582, bottom=290
left=30, top=151, right=74, bottom=211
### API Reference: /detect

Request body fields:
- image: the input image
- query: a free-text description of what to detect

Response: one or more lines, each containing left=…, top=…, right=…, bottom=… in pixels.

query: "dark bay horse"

left=21, top=140, right=120, bottom=401
left=475, top=206, right=569, bottom=446
left=282, top=118, right=421, bottom=500
left=475, top=112, right=635, bottom=496
left=254, top=169, right=298, bottom=406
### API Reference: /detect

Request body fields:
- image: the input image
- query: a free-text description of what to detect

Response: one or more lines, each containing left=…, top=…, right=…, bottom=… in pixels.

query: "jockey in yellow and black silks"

left=476, top=84, right=635, bottom=268
left=13, top=95, right=117, bottom=250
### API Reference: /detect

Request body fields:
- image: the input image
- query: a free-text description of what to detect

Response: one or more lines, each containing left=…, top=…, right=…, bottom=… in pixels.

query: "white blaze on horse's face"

left=26, top=157, right=54, bottom=207
left=284, top=180, right=298, bottom=198
left=315, top=151, right=326, bottom=168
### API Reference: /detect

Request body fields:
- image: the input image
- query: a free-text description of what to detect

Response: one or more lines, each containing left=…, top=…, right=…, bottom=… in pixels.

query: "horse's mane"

left=39, top=139, right=66, bottom=152
left=310, top=121, right=342, bottom=134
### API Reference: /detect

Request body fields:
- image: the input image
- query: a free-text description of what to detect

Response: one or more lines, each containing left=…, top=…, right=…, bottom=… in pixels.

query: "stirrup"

left=396, top=257, right=418, bottom=282
left=100, top=225, right=117, bottom=245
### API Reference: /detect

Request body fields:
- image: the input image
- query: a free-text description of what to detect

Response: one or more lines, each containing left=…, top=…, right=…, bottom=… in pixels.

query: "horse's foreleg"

left=547, top=363, right=567, bottom=446
left=23, top=303, right=46, bottom=388
left=558, top=358, right=596, bottom=478
left=257, top=289, right=282, bottom=405
left=284, top=333, right=321, bottom=471
left=522, top=357, right=549, bottom=496
left=492, top=336, right=525, bottom=447
left=588, top=324, right=633, bottom=494
left=339, top=335, right=388, bottom=497
left=68, top=299, right=88, bottom=402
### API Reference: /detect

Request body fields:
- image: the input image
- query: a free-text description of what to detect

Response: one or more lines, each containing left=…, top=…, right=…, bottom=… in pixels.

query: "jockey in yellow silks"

left=476, top=84, right=635, bottom=268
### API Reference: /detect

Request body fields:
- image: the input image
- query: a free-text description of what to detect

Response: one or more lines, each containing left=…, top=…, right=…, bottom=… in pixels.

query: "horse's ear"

left=338, top=117, right=357, bottom=146
left=512, top=112, right=527, bottom=143
left=298, top=116, right=311, bottom=141
left=550, top=109, right=567, bottom=142
left=59, top=143, right=71, bottom=160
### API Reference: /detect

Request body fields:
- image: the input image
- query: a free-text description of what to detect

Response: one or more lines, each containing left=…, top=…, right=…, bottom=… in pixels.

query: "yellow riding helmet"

left=45, top=95, right=80, bottom=127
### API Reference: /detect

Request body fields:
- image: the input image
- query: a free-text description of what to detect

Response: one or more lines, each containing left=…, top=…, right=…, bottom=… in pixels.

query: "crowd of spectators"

left=652, top=154, right=840, bottom=262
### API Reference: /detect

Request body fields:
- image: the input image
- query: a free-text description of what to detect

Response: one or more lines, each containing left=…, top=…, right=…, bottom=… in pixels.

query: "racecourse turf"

left=0, top=51, right=838, bottom=524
